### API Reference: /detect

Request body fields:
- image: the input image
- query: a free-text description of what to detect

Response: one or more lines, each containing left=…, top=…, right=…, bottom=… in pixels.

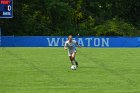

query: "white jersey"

left=65, top=40, right=77, bottom=50
left=65, top=40, right=77, bottom=56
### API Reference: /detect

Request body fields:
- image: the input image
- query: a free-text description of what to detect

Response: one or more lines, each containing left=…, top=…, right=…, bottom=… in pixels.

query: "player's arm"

left=64, top=46, right=67, bottom=50
left=64, top=42, right=67, bottom=50
left=76, top=41, right=81, bottom=48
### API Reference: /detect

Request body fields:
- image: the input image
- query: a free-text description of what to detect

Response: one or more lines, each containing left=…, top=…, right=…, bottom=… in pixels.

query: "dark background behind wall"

left=0, top=0, right=140, bottom=36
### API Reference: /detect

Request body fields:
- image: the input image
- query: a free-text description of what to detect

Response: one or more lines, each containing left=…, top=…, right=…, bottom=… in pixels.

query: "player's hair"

left=68, top=35, right=72, bottom=40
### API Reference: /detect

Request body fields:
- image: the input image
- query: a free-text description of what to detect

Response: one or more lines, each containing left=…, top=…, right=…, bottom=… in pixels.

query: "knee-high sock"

left=71, top=61, right=74, bottom=65
left=74, top=58, right=78, bottom=63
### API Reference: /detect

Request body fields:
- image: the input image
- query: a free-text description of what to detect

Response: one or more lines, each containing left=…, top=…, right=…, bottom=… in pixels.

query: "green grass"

left=0, top=47, right=140, bottom=93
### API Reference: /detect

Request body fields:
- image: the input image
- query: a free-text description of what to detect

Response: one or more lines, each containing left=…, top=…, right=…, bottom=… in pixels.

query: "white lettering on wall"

left=46, top=37, right=109, bottom=47
left=61, top=38, right=65, bottom=46
left=94, top=38, right=100, bottom=47
left=102, top=38, right=109, bottom=47
left=47, top=38, right=60, bottom=46
left=85, top=38, right=92, bottom=46
left=78, top=38, right=84, bottom=46
left=94, top=38, right=109, bottom=47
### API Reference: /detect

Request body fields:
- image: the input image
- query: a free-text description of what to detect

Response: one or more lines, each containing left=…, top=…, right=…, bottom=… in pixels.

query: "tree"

left=0, top=0, right=139, bottom=36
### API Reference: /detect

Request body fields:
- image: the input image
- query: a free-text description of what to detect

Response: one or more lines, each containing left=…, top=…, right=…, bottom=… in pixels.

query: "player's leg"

left=74, top=57, right=78, bottom=67
left=68, top=51, right=75, bottom=65
left=72, top=49, right=78, bottom=67
left=72, top=52, right=78, bottom=67
left=69, top=56, right=75, bottom=65
left=71, top=52, right=76, bottom=61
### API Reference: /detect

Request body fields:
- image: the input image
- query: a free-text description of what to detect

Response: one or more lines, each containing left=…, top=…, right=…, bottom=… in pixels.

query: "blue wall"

left=1, top=36, right=140, bottom=47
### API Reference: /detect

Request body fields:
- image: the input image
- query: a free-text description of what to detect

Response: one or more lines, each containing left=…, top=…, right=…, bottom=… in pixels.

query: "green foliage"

left=0, top=0, right=140, bottom=36
left=94, top=18, right=138, bottom=36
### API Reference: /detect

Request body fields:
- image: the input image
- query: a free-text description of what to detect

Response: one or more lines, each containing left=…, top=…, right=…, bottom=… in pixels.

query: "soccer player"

left=64, top=35, right=81, bottom=67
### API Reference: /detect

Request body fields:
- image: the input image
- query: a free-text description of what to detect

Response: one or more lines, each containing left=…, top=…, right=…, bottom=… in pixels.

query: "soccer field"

left=0, top=47, right=140, bottom=93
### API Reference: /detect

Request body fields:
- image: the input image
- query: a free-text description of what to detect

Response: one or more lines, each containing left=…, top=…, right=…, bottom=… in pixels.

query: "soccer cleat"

left=75, top=62, right=78, bottom=67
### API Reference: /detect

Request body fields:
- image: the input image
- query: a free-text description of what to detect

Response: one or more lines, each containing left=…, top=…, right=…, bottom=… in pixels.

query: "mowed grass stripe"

left=0, top=48, right=140, bottom=93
